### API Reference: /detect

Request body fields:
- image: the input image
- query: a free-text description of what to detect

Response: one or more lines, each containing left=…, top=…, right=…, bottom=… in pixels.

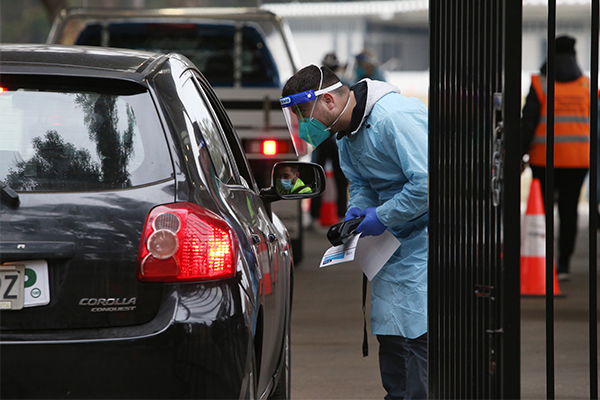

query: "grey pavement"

left=521, top=205, right=600, bottom=399
left=291, top=205, right=599, bottom=399
left=291, top=224, right=385, bottom=399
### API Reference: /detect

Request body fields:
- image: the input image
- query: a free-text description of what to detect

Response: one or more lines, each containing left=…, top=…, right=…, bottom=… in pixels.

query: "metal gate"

left=428, top=0, right=523, bottom=398
left=429, top=0, right=599, bottom=399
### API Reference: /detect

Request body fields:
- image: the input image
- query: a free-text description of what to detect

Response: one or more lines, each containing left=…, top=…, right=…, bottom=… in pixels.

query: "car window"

left=177, top=73, right=236, bottom=185
left=75, top=22, right=280, bottom=87
left=0, top=79, right=171, bottom=191
left=191, top=72, right=256, bottom=191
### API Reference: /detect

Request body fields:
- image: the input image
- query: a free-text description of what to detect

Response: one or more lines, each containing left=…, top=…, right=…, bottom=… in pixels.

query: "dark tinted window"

left=177, top=72, right=235, bottom=185
left=76, top=22, right=280, bottom=87
left=0, top=79, right=171, bottom=191
left=192, top=72, right=256, bottom=190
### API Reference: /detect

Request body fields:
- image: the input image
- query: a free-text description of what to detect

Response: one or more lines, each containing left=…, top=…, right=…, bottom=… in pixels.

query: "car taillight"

left=245, top=139, right=291, bottom=156
left=137, top=203, right=237, bottom=282
left=0, top=87, right=6, bottom=93
left=262, top=140, right=278, bottom=156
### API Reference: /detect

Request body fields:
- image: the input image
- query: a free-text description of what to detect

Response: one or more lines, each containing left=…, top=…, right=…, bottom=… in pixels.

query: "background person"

left=354, top=48, right=386, bottom=83
left=276, top=164, right=313, bottom=194
left=322, top=51, right=352, bottom=85
left=521, top=34, right=591, bottom=281
left=280, top=65, right=428, bottom=400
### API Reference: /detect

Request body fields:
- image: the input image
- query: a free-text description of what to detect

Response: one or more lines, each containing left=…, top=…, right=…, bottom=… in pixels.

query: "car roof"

left=54, top=7, right=280, bottom=23
left=0, top=44, right=168, bottom=83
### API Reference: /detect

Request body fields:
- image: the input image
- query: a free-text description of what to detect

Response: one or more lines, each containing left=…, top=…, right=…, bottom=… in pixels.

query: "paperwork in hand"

left=319, top=230, right=401, bottom=280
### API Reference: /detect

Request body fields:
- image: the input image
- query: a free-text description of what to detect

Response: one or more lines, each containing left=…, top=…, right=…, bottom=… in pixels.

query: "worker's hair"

left=282, top=65, right=348, bottom=110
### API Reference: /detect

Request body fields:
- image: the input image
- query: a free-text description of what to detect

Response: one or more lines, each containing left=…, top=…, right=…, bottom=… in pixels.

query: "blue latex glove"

left=356, top=207, right=387, bottom=237
left=344, top=207, right=362, bottom=221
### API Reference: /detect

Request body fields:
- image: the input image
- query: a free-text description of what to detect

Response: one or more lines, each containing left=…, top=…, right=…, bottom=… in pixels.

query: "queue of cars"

left=0, top=44, right=323, bottom=399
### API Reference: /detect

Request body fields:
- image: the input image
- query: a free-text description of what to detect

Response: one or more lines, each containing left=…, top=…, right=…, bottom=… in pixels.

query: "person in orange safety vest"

left=521, top=35, right=592, bottom=282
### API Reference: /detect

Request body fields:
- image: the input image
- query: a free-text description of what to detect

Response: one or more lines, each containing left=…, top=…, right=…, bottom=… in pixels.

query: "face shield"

left=280, top=67, right=342, bottom=156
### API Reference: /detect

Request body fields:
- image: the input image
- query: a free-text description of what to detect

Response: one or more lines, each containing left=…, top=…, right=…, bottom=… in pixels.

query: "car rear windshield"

left=0, top=76, right=172, bottom=192
left=75, top=22, right=280, bottom=87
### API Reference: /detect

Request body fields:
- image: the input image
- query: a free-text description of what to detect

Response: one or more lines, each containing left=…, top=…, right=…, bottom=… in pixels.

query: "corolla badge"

left=79, top=297, right=137, bottom=312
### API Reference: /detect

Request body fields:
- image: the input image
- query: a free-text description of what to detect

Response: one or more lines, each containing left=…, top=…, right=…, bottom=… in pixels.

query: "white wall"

left=522, top=24, right=593, bottom=74
left=286, top=17, right=367, bottom=67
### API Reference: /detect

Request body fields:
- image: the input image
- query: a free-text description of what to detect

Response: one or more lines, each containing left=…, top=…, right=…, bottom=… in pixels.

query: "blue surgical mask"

left=280, top=179, right=294, bottom=191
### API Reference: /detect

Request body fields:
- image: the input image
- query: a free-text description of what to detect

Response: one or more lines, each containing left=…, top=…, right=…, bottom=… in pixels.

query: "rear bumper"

left=1, top=283, right=253, bottom=399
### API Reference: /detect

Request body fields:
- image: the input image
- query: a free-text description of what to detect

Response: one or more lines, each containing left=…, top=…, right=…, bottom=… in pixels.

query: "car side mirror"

left=259, top=161, right=326, bottom=203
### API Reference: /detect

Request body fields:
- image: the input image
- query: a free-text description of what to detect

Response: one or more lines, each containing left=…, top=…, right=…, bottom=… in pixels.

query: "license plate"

left=1, top=260, right=50, bottom=310
left=0, top=265, right=24, bottom=310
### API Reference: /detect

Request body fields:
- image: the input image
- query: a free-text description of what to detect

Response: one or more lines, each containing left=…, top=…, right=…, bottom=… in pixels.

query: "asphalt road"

left=291, top=206, right=599, bottom=400
left=520, top=205, right=600, bottom=400
left=291, top=226, right=386, bottom=400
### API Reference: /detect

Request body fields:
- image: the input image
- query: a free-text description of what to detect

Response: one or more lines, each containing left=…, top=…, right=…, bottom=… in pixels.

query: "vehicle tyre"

left=269, top=313, right=291, bottom=399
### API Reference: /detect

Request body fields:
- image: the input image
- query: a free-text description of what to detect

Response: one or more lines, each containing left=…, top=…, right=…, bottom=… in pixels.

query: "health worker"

left=280, top=65, right=428, bottom=400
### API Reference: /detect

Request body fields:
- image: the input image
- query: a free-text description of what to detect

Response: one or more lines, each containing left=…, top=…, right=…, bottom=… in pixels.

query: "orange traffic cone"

left=319, top=162, right=339, bottom=226
left=521, top=178, right=562, bottom=296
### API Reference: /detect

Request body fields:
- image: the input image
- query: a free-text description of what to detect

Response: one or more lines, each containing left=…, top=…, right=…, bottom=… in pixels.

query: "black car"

left=46, top=8, right=309, bottom=266
left=0, top=44, right=324, bottom=399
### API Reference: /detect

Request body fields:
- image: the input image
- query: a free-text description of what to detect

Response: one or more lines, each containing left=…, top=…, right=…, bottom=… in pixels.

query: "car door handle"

left=250, top=234, right=261, bottom=245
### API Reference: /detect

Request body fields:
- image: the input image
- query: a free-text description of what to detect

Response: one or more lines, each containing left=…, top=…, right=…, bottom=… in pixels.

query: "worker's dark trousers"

left=530, top=166, right=589, bottom=273
left=377, top=333, right=427, bottom=400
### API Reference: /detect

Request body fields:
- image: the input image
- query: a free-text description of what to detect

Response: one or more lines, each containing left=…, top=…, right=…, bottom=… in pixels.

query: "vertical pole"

left=590, top=1, right=599, bottom=399
left=233, top=24, right=243, bottom=89
left=546, top=1, right=556, bottom=399
left=502, top=0, right=522, bottom=397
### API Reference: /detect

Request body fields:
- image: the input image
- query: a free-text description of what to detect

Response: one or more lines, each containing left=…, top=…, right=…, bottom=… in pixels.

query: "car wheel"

left=269, top=315, right=291, bottom=399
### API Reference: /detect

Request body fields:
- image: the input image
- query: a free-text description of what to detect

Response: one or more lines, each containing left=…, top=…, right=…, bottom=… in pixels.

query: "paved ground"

left=291, top=205, right=599, bottom=399
left=291, top=224, right=385, bottom=399
left=521, top=205, right=599, bottom=399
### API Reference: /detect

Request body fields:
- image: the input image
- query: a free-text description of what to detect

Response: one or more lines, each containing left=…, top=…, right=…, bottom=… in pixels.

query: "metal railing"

left=430, top=1, right=600, bottom=398
left=429, top=0, right=522, bottom=398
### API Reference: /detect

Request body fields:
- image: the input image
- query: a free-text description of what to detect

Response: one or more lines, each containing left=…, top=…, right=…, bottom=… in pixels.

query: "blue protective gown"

left=337, top=79, right=428, bottom=339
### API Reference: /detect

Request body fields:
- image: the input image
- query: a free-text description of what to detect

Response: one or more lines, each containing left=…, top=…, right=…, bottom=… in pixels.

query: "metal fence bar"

left=502, top=1, right=523, bottom=398
left=429, top=1, right=600, bottom=397
left=428, top=0, right=522, bottom=397
left=590, top=1, right=599, bottom=398
left=545, top=1, right=557, bottom=398
left=427, top=0, right=438, bottom=392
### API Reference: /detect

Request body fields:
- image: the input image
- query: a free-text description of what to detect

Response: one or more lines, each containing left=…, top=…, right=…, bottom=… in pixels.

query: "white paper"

left=320, top=234, right=361, bottom=267
left=320, top=230, right=401, bottom=281
left=354, top=231, right=401, bottom=280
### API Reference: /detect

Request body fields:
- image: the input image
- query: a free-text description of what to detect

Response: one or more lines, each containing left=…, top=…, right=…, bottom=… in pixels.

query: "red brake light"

left=245, top=140, right=291, bottom=155
left=137, top=203, right=237, bottom=282
left=0, top=87, right=6, bottom=93
left=262, top=140, right=278, bottom=156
